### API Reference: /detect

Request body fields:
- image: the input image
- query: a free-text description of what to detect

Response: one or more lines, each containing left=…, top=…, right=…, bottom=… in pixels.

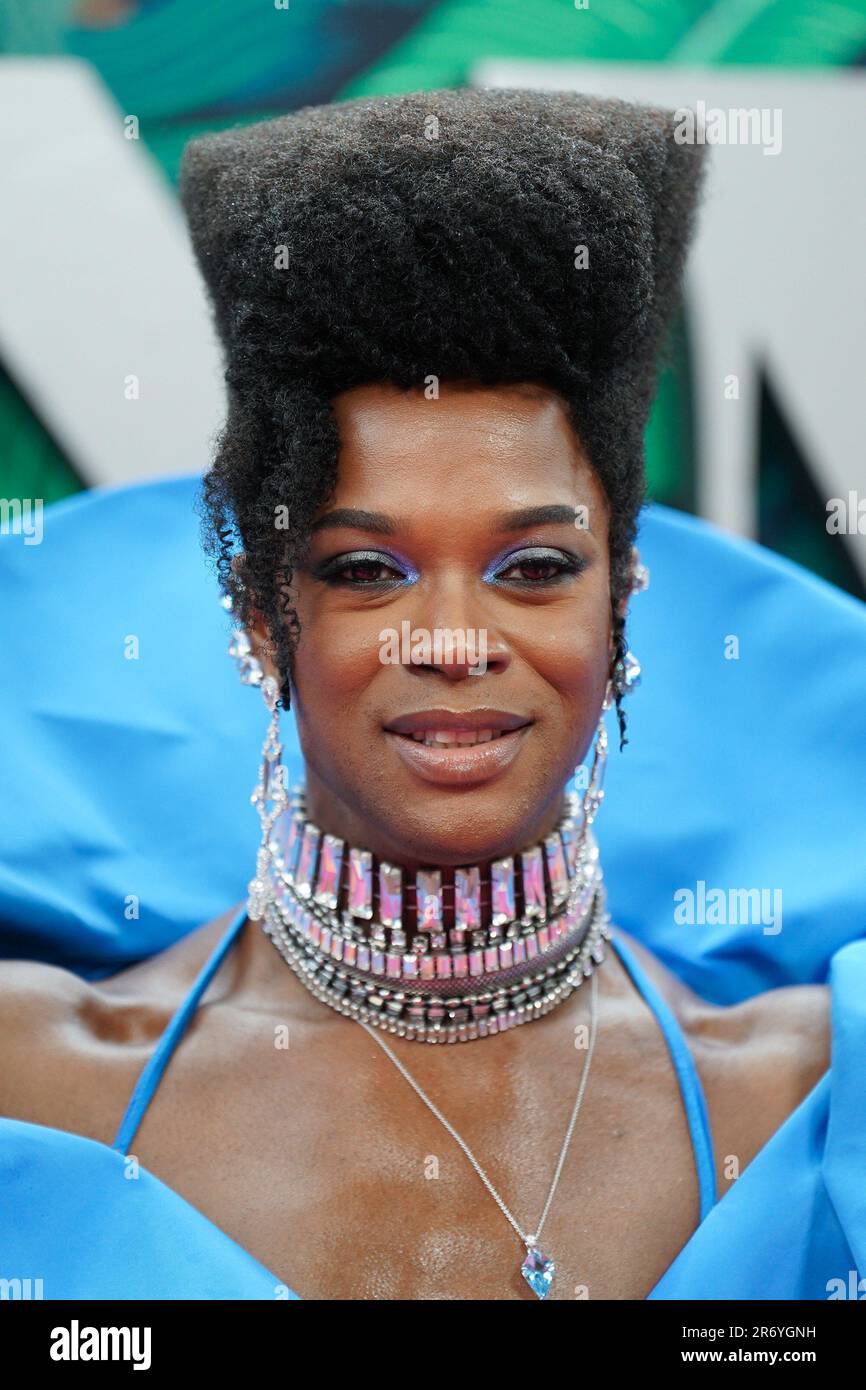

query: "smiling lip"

left=383, top=708, right=533, bottom=786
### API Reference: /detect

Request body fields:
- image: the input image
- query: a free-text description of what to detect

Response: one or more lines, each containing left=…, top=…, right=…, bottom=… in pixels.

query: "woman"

left=0, top=88, right=857, bottom=1302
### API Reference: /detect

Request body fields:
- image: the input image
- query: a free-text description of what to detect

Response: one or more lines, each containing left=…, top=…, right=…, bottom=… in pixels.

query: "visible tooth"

left=412, top=728, right=509, bottom=747
left=402, top=726, right=515, bottom=745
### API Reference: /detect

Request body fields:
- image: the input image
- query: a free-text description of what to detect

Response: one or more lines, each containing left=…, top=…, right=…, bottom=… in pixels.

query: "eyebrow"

left=494, top=504, right=593, bottom=535
left=310, top=503, right=591, bottom=536
left=310, top=508, right=396, bottom=536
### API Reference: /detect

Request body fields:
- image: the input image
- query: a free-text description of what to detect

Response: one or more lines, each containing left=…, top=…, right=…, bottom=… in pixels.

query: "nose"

left=404, top=577, right=511, bottom=682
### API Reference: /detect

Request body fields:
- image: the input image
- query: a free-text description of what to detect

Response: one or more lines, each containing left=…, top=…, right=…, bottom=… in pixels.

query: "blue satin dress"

left=2, top=902, right=863, bottom=1299
left=1, top=476, right=865, bottom=1299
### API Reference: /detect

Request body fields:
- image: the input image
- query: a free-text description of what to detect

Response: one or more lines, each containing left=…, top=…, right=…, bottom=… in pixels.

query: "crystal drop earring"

left=574, top=546, right=649, bottom=835
left=221, top=592, right=292, bottom=919
left=578, top=682, right=611, bottom=833
left=245, top=672, right=291, bottom=921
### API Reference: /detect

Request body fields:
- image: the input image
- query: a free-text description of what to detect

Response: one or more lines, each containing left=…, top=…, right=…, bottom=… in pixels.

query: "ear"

left=230, top=555, right=280, bottom=682
left=609, top=587, right=628, bottom=653
left=248, top=605, right=280, bottom=682
left=607, top=573, right=632, bottom=673
left=612, top=545, right=645, bottom=629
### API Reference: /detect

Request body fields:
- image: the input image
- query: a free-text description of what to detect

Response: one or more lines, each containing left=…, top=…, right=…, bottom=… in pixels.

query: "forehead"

left=328, top=380, right=608, bottom=517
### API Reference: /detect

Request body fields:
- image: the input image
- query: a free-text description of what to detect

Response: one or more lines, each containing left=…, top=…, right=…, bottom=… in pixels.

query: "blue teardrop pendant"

left=521, top=1244, right=555, bottom=1299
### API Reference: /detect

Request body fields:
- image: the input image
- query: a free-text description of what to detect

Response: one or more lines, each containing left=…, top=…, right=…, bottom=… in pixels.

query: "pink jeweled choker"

left=252, top=785, right=612, bottom=1044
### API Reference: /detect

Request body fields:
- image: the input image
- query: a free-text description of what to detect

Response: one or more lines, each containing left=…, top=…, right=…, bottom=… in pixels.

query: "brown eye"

left=500, top=558, right=565, bottom=582
left=492, top=548, right=585, bottom=586
left=340, top=559, right=393, bottom=583
left=314, top=550, right=412, bottom=588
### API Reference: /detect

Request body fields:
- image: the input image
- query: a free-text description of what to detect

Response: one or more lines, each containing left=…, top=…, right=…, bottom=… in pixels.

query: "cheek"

left=514, top=581, right=611, bottom=699
left=509, top=584, right=611, bottom=768
left=289, top=596, right=385, bottom=717
left=522, top=610, right=607, bottom=686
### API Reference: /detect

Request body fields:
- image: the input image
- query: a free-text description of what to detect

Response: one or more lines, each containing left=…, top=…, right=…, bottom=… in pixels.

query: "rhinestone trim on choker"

left=261, top=889, right=611, bottom=1043
left=253, top=783, right=612, bottom=1043
left=267, top=785, right=587, bottom=933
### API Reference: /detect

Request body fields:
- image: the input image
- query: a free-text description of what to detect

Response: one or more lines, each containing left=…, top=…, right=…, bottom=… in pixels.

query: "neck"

left=301, top=770, right=571, bottom=874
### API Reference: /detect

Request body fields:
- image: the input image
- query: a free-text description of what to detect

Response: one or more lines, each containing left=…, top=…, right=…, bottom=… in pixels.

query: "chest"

left=118, top=1006, right=711, bottom=1301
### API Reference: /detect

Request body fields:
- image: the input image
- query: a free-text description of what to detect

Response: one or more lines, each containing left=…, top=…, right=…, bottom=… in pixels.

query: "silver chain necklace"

left=357, top=966, right=599, bottom=1299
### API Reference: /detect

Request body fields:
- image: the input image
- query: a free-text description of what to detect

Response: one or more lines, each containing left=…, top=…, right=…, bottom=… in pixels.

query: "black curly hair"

left=179, top=87, right=707, bottom=752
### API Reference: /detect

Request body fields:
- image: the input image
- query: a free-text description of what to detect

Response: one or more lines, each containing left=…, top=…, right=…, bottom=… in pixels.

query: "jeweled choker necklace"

left=250, top=785, right=612, bottom=1045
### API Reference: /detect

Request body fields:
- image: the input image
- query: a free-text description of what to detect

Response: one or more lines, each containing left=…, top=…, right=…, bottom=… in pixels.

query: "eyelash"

left=314, top=547, right=586, bottom=589
left=488, top=547, right=587, bottom=587
left=314, top=551, right=416, bottom=588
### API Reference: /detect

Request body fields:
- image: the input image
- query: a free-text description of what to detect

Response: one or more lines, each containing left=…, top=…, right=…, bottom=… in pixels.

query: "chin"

left=378, top=782, right=560, bottom=867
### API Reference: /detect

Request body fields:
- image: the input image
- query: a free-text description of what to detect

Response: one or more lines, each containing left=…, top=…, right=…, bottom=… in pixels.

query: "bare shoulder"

left=0, top=953, right=91, bottom=1064
left=612, top=925, right=830, bottom=1066
left=0, top=951, right=105, bottom=1139
left=611, top=926, right=831, bottom=1179
left=0, top=908, right=239, bottom=1140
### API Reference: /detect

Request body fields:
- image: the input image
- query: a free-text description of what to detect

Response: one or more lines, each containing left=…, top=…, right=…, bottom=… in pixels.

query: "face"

left=253, top=379, right=616, bottom=869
